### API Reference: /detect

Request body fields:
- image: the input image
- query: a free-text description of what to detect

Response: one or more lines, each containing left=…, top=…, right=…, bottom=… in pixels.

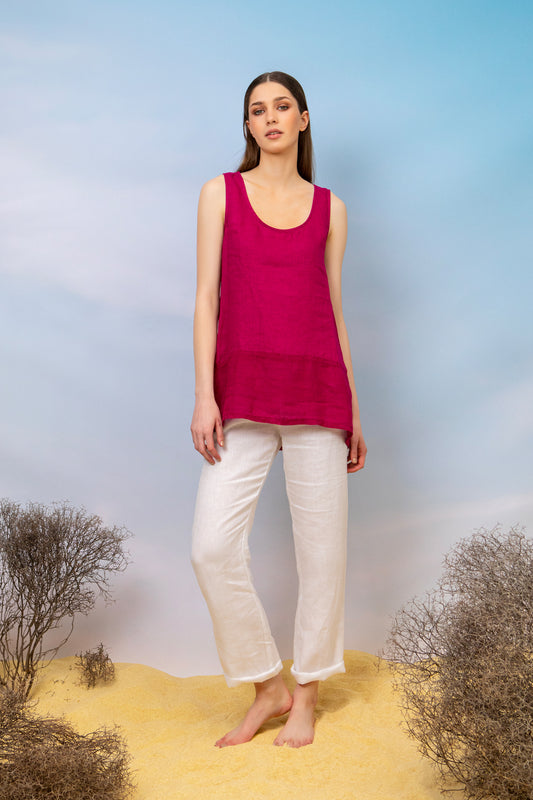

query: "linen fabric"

left=191, top=419, right=348, bottom=687
left=214, top=171, right=353, bottom=444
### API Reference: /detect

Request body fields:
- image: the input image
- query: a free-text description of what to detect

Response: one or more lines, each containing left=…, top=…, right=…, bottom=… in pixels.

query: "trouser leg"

left=191, top=419, right=283, bottom=687
left=280, top=424, right=348, bottom=684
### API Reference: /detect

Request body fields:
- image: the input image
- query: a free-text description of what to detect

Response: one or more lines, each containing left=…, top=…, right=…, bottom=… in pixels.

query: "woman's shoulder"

left=198, top=173, right=228, bottom=217
left=314, top=181, right=346, bottom=211
left=197, top=174, right=228, bottom=230
left=327, top=189, right=347, bottom=219
left=324, top=188, right=345, bottom=209
left=199, top=173, right=227, bottom=198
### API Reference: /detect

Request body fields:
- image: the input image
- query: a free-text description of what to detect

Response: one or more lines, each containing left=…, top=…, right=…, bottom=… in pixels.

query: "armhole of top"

left=222, top=172, right=232, bottom=232
left=326, top=188, right=333, bottom=239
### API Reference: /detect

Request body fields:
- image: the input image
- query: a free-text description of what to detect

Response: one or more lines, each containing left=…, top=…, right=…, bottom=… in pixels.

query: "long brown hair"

left=237, top=71, right=315, bottom=184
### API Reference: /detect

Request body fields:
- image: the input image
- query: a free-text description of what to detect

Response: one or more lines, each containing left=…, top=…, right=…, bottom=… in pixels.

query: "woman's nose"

left=266, top=107, right=277, bottom=123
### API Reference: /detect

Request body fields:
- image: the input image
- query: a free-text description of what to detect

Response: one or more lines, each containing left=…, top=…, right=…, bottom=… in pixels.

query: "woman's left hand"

left=347, top=422, right=367, bottom=474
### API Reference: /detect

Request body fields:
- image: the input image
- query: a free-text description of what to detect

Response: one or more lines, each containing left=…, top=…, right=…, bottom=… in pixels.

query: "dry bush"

left=77, top=643, right=116, bottom=688
left=0, top=687, right=134, bottom=799
left=0, top=499, right=131, bottom=698
left=383, top=524, right=533, bottom=800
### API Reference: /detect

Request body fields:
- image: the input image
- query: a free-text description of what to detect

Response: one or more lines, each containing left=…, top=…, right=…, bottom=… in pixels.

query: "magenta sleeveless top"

left=214, top=171, right=353, bottom=444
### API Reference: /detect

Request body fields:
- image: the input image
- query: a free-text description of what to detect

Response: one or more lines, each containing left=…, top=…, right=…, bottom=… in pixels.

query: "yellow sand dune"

left=32, top=651, right=457, bottom=800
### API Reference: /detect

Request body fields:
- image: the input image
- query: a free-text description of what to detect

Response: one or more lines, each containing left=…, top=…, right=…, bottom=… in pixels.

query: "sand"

left=32, top=651, right=458, bottom=800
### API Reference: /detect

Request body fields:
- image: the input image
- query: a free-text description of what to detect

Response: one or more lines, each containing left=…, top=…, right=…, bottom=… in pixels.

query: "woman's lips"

left=266, top=130, right=282, bottom=138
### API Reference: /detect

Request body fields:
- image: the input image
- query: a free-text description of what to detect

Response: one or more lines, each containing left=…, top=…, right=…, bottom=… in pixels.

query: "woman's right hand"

left=190, top=398, right=224, bottom=464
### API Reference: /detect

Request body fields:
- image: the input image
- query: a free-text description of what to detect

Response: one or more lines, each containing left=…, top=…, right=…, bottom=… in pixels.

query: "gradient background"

left=1, top=1, right=532, bottom=677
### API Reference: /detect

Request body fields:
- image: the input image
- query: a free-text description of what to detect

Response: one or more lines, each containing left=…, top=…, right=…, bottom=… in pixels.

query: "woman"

left=190, top=71, right=366, bottom=749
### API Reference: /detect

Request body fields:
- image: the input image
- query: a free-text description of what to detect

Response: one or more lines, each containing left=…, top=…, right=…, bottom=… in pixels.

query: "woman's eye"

left=251, top=105, right=289, bottom=116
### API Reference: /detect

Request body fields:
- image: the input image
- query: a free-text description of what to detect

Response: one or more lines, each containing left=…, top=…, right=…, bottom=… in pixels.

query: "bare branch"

left=383, top=524, right=533, bottom=800
left=0, top=499, right=131, bottom=698
left=0, top=687, right=134, bottom=798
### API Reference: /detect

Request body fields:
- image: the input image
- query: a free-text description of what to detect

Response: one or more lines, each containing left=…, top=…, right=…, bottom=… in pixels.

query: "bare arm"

left=325, top=192, right=367, bottom=473
left=190, top=174, right=225, bottom=464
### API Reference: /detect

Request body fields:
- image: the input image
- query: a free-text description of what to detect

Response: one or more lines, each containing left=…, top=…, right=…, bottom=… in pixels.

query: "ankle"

left=293, top=681, right=319, bottom=707
left=254, top=673, right=288, bottom=698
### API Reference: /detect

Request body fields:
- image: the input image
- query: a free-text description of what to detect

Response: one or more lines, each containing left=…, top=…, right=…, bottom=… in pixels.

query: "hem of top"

left=290, top=659, right=346, bottom=684
left=224, top=659, right=284, bottom=688
left=221, top=412, right=352, bottom=439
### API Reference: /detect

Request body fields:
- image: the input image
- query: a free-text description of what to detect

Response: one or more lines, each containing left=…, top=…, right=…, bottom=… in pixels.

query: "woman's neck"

left=251, top=148, right=304, bottom=189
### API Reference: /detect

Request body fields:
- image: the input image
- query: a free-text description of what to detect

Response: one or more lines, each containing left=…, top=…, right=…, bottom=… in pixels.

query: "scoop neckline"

left=237, top=171, right=316, bottom=231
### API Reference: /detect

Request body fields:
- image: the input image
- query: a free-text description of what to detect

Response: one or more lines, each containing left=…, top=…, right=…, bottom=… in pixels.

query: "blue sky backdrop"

left=1, top=0, right=532, bottom=676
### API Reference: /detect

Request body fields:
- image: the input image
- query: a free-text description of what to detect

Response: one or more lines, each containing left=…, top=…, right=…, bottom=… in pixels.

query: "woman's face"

left=246, top=81, right=308, bottom=152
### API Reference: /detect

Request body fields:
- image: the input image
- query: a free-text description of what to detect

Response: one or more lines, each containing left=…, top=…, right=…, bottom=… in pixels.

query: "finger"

left=358, top=440, right=368, bottom=470
left=202, top=450, right=216, bottom=465
left=192, top=430, right=216, bottom=465
left=204, top=431, right=221, bottom=463
left=347, top=441, right=365, bottom=473
left=352, top=454, right=365, bottom=471
left=214, top=417, right=225, bottom=448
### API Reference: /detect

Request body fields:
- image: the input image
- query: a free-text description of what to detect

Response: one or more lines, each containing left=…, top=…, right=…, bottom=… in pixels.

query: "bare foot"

left=215, top=673, right=292, bottom=748
left=273, top=680, right=318, bottom=747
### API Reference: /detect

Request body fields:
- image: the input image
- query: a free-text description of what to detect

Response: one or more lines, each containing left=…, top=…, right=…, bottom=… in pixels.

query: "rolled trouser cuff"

left=225, top=659, right=284, bottom=688
left=290, top=659, right=346, bottom=685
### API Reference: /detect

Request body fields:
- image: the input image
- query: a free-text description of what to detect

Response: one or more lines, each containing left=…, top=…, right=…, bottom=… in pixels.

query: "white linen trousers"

left=191, top=418, right=348, bottom=687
